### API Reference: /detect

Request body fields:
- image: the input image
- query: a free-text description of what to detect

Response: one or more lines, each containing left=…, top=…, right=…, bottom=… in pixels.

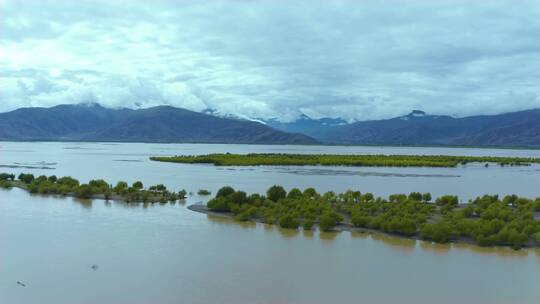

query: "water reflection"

left=263, top=223, right=274, bottom=232
left=277, top=227, right=300, bottom=238
left=206, top=214, right=257, bottom=229
left=73, top=198, right=93, bottom=209
left=370, top=233, right=417, bottom=252
left=319, top=231, right=338, bottom=243
left=451, top=242, right=530, bottom=258
left=350, top=231, right=370, bottom=240
left=2, top=186, right=540, bottom=304
left=419, top=241, right=452, bottom=256
left=302, top=230, right=315, bottom=238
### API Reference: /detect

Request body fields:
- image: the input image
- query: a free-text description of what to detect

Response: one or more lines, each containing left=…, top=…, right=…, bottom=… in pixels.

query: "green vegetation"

left=150, top=153, right=540, bottom=168
left=197, top=189, right=212, bottom=196
left=205, top=186, right=540, bottom=249
left=0, top=172, right=184, bottom=203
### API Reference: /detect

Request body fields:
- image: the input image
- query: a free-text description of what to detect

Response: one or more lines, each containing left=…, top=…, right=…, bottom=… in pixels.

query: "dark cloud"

left=0, top=0, right=538, bottom=121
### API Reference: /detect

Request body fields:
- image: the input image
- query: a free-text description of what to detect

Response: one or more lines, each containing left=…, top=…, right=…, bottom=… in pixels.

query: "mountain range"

left=314, top=109, right=540, bottom=147
left=0, top=103, right=316, bottom=144
left=0, top=103, right=538, bottom=147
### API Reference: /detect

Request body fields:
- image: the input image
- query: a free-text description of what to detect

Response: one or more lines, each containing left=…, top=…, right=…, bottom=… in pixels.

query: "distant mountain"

left=0, top=104, right=317, bottom=144
left=262, top=114, right=348, bottom=138
left=315, top=109, right=540, bottom=147
left=2, top=104, right=538, bottom=147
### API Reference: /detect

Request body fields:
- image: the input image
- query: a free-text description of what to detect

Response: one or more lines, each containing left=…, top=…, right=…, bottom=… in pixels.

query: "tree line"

left=205, top=185, right=540, bottom=249
left=0, top=172, right=187, bottom=203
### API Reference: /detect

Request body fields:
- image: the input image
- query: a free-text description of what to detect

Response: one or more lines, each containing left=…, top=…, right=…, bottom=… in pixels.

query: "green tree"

left=303, top=218, right=314, bottom=230
left=18, top=173, right=35, bottom=184
left=267, top=185, right=286, bottom=202
left=114, top=181, right=128, bottom=194
left=408, top=192, right=422, bottom=201
left=132, top=181, right=144, bottom=190
left=178, top=189, right=187, bottom=199
left=287, top=188, right=303, bottom=199
left=278, top=214, right=299, bottom=229
left=216, top=186, right=235, bottom=198
left=319, top=211, right=340, bottom=232
left=207, top=197, right=229, bottom=211
left=303, top=188, right=318, bottom=198
left=229, top=191, right=248, bottom=205
left=76, top=185, right=93, bottom=199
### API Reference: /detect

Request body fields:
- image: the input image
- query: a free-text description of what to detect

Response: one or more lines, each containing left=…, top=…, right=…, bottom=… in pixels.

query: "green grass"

left=150, top=153, right=540, bottom=168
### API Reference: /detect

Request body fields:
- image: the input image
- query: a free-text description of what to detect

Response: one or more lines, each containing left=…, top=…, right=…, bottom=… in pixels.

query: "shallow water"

left=0, top=142, right=539, bottom=200
left=1, top=142, right=540, bottom=303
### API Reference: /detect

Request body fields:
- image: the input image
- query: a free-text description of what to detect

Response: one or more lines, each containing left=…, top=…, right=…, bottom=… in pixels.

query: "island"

left=150, top=153, right=540, bottom=167
left=2, top=172, right=539, bottom=249
left=0, top=173, right=186, bottom=203
left=190, top=185, right=540, bottom=249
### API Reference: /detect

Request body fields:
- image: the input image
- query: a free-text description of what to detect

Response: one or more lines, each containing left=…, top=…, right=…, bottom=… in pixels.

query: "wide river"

left=1, top=142, right=540, bottom=303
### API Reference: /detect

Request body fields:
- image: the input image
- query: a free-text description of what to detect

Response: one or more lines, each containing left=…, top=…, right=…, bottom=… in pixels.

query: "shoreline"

left=187, top=204, right=540, bottom=249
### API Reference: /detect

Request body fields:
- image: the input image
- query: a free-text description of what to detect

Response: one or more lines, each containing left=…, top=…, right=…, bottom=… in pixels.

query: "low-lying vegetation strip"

left=150, top=153, right=540, bottom=168
left=197, top=189, right=211, bottom=195
left=203, top=185, right=540, bottom=249
left=0, top=172, right=187, bottom=203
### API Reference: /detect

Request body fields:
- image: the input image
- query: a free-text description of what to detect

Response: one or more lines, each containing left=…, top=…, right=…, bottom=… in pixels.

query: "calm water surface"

left=1, top=142, right=540, bottom=303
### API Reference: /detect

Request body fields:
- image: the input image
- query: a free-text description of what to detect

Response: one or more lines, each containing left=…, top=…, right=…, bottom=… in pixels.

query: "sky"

left=1, top=0, right=539, bottom=121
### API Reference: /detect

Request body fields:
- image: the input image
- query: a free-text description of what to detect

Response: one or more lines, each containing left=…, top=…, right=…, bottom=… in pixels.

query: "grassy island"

left=150, top=153, right=540, bottom=168
left=0, top=172, right=186, bottom=203
left=193, top=185, right=540, bottom=249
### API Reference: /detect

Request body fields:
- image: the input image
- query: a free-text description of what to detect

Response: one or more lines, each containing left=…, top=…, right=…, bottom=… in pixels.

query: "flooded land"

left=1, top=142, right=540, bottom=303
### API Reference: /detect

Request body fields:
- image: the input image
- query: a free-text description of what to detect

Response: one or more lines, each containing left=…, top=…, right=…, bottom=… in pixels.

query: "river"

left=1, top=142, right=539, bottom=303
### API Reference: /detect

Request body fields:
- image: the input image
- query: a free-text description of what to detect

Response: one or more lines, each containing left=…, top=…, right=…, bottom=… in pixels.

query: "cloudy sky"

left=1, top=0, right=539, bottom=121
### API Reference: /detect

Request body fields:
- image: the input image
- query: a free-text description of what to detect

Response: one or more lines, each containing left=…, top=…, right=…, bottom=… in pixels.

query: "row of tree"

left=206, top=186, right=540, bottom=249
left=1, top=172, right=187, bottom=203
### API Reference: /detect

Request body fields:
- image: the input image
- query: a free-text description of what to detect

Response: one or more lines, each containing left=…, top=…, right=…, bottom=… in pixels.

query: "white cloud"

left=0, top=0, right=539, bottom=120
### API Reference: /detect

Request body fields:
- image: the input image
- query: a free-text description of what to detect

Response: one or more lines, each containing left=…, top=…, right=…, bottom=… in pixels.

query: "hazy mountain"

left=315, top=109, right=540, bottom=147
left=0, top=104, right=317, bottom=144
left=262, top=114, right=349, bottom=138
left=2, top=104, right=538, bottom=147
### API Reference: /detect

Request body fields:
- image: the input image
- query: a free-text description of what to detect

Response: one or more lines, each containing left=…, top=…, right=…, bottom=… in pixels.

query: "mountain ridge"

left=0, top=104, right=317, bottom=144
left=1, top=104, right=538, bottom=147
left=315, top=109, right=540, bottom=147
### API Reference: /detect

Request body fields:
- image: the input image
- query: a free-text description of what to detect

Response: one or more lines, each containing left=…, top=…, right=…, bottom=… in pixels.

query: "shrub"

left=216, top=186, right=235, bottom=198
left=319, top=212, right=339, bottom=232
left=267, top=185, right=286, bottom=202
left=287, top=188, right=303, bottom=199
left=303, top=218, right=314, bottom=230
left=207, top=197, right=229, bottom=212
left=278, top=214, right=299, bottom=229
left=198, top=189, right=211, bottom=195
